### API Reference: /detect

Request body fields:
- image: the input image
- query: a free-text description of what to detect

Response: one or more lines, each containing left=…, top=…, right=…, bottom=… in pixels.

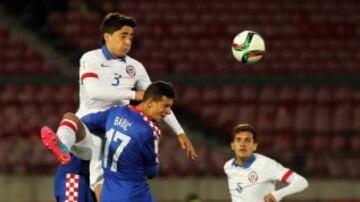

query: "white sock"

left=56, top=119, right=77, bottom=150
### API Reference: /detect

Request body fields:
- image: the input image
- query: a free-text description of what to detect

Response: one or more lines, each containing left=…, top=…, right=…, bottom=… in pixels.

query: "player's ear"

left=147, top=98, right=155, bottom=108
left=231, top=142, right=235, bottom=151
left=103, top=33, right=111, bottom=42
left=252, top=143, right=258, bottom=151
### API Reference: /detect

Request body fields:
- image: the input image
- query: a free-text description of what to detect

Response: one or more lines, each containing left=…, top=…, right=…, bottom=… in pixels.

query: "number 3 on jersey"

left=103, top=128, right=131, bottom=172
left=111, top=73, right=121, bottom=86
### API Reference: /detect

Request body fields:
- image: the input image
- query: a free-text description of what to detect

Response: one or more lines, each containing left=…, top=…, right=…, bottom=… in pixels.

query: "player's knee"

left=63, top=112, right=81, bottom=124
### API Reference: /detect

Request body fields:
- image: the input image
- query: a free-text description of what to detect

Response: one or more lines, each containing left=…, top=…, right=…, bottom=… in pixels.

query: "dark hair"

left=100, top=12, right=136, bottom=44
left=231, top=123, right=258, bottom=142
left=143, top=81, right=176, bottom=102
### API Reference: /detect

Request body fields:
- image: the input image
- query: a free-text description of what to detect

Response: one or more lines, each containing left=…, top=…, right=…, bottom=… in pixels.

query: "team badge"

left=126, top=65, right=136, bottom=77
left=248, top=170, right=258, bottom=183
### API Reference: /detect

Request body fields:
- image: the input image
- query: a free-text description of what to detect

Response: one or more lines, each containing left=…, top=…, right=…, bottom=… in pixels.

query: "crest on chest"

left=248, top=170, right=258, bottom=183
left=126, top=65, right=136, bottom=77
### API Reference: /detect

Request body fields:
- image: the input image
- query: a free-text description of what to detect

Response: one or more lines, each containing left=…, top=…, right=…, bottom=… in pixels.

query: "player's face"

left=104, top=25, right=134, bottom=58
left=231, top=131, right=258, bottom=160
left=148, top=96, right=173, bottom=122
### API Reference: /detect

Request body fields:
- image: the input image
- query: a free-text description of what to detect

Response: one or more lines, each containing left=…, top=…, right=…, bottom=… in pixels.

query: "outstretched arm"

left=264, top=172, right=309, bottom=202
left=164, top=111, right=197, bottom=159
left=135, top=64, right=197, bottom=160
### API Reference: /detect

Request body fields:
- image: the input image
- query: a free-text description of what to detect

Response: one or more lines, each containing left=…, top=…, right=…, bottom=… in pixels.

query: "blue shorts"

left=54, top=172, right=96, bottom=202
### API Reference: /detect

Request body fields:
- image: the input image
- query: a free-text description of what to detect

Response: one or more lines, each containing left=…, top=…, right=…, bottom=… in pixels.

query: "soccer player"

left=224, top=124, right=308, bottom=202
left=42, top=81, right=175, bottom=202
left=44, top=13, right=197, bottom=202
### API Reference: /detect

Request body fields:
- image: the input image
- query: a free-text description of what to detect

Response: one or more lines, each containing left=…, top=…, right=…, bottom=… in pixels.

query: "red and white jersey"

left=224, top=153, right=293, bottom=202
left=77, top=46, right=151, bottom=117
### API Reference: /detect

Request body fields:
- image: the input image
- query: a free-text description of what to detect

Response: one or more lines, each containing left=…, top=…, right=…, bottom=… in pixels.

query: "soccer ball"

left=232, top=31, right=265, bottom=64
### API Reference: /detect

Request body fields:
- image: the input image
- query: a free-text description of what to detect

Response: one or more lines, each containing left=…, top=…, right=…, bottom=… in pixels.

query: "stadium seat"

left=330, top=135, right=347, bottom=153
left=349, top=135, right=360, bottom=153
left=313, top=106, right=332, bottom=133
left=274, top=105, right=294, bottom=131
left=256, top=104, right=276, bottom=132
left=201, top=86, right=220, bottom=104
left=311, top=135, right=329, bottom=152
left=332, top=103, right=352, bottom=132
left=235, top=104, right=257, bottom=127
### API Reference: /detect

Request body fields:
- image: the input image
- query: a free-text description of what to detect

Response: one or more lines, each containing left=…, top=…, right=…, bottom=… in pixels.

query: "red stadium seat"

left=326, top=158, right=345, bottom=178
left=1, top=84, right=19, bottom=104
left=351, top=105, right=360, bottom=132
left=181, top=86, right=201, bottom=106
left=349, top=135, right=360, bottom=153
left=315, top=87, right=334, bottom=104
left=330, top=135, right=347, bottom=153
left=256, top=104, right=276, bottom=132
left=313, top=106, right=332, bottom=133
left=201, top=86, right=220, bottom=104
left=332, top=103, right=352, bottom=132
left=311, top=135, right=329, bottom=152
left=274, top=105, right=294, bottom=131
left=259, top=86, right=278, bottom=103
left=220, top=85, right=239, bottom=103
left=240, top=86, right=258, bottom=103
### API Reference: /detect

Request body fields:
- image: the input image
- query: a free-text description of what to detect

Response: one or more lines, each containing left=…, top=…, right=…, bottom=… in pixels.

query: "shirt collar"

left=128, top=105, right=153, bottom=122
left=101, top=45, right=126, bottom=63
left=232, top=154, right=256, bottom=169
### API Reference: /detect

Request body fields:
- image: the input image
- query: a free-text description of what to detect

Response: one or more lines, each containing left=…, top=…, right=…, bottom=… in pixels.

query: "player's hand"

left=177, top=133, right=197, bottom=160
left=135, top=91, right=144, bottom=101
left=94, top=183, right=102, bottom=202
left=264, top=193, right=277, bottom=202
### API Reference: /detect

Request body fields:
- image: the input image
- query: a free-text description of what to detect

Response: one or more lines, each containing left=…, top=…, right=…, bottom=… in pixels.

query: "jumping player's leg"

left=89, top=135, right=104, bottom=201
left=41, top=112, right=92, bottom=163
left=41, top=112, right=96, bottom=202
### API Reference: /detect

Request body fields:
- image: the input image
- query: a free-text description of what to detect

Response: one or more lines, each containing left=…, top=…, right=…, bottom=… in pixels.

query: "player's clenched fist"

left=264, top=193, right=277, bottom=202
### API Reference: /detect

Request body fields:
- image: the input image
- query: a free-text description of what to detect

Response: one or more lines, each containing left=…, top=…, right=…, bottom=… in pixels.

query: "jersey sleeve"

left=79, top=53, right=101, bottom=80
left=134, top=63, right=152, bottom=90
left=80, top=109, right=110, bottom=135
left=266, top=158, right=293, bottom=183
left=223, top=159, right=233, bottom=176
left=163, top=111, right=185, bottom=135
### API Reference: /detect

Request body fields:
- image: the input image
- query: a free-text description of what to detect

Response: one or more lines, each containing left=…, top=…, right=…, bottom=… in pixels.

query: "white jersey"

left=224, top=153, right=293, bottom=202
left=76, top=46, right=151, bottom=117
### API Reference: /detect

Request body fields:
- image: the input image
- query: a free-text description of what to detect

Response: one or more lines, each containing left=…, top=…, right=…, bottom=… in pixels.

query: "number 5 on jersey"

left=103, top=128, right=131, bottom=172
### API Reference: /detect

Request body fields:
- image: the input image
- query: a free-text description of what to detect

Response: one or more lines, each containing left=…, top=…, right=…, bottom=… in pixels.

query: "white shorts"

left=70, top=125, right=104, bottom=191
